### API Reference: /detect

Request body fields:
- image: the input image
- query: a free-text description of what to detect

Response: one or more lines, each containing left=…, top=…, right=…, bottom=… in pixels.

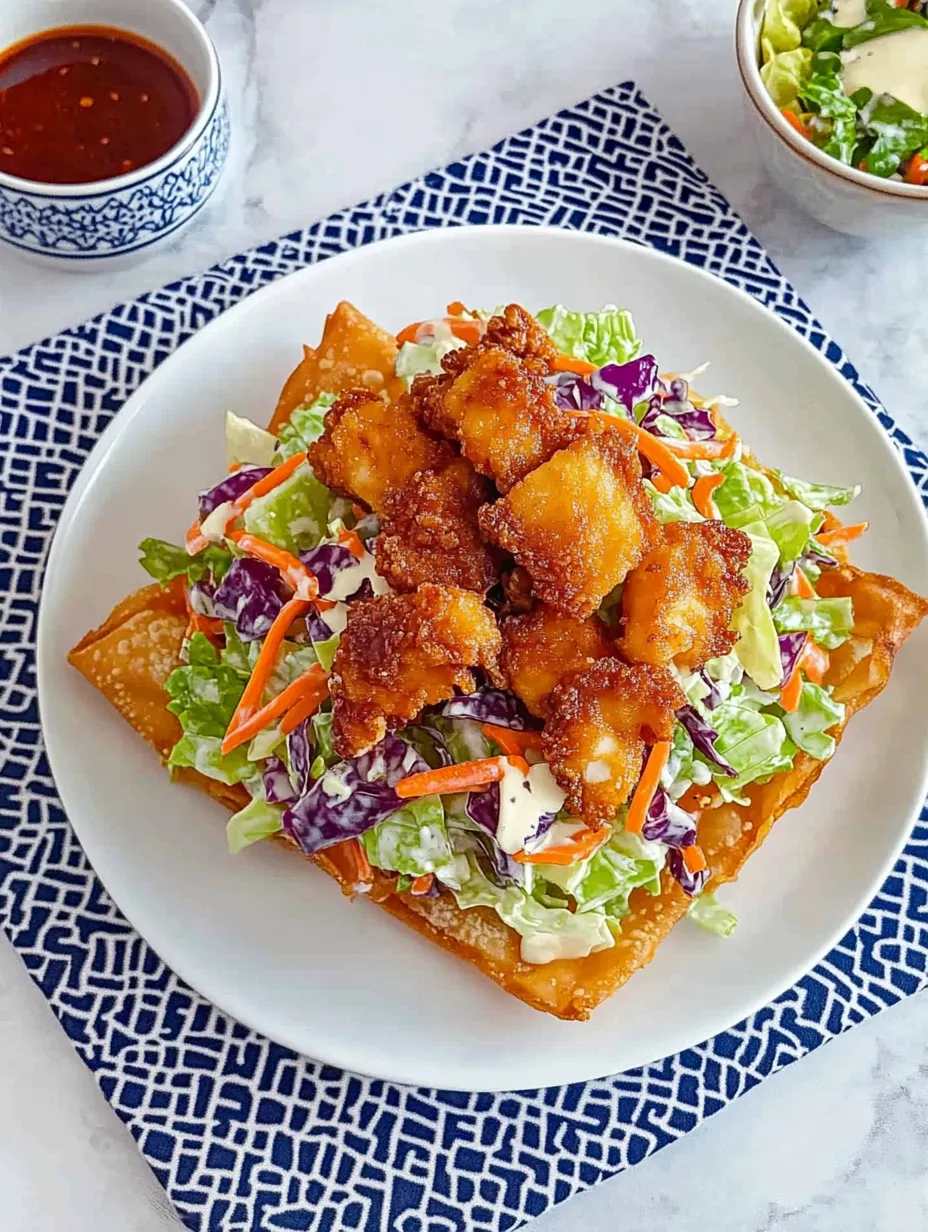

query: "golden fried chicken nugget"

left=307, top=389, right=453, bottom=513
left=329, top=583, right=502, bottom=757
left=483, top=303, right=559, bottom=372
left=412, top=347, right=584, bottom=493
left=542, top=658, right=684, bottom=826
left=375, top=459, right=501, bottom=594
left=478, top=427, right=657, bottom=617
left=269, top=301, right=404, bottom=434
left=500, top=604, right=614, bottom=718
left=620, top=520, right=752, bottom=671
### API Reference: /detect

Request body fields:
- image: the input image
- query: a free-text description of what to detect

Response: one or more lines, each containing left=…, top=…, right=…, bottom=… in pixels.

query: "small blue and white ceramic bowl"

left=0, top=0, right=229, bottom=269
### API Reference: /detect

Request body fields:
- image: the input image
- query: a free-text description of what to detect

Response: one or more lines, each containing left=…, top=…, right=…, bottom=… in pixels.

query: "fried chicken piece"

left=482, top=303, right=559, bottom=373
left=375, top=458, right=501, bottom=594
left=478, top=426, right=657, bottom=618
left=411, top=347, right=584, bottom=493
left=307, top=389, right=453, bottom=513
left=329, top=583, right=502, bottom=757
left=500, top=565, right=534, bottom=614
left=619, top=520, right=752, bottom=671
left=500, top=604, right=614, bottom=718
left=542, top=659, right=684, bottom=826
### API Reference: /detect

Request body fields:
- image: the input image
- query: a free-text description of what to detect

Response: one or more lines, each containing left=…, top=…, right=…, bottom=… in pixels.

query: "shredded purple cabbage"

left=439, top=689, right=540, bottom=731
left=283, top=735, right=427, bottom=855
left=187, top=578, right=216, bottom=618
left=212, top=557, right=288, bottom=641
left=549, top=371, right=600, bottom=412
left=287, top=720, right=314, bottom=797
left=300, top=542, right=360, bottom=598
left=669, top=846, right=709, bottom=896
left=767, top=561, right=795, bottom=609
left=697, top=669, right=723, bottom=711
left=677, top=706, right=737, bottom=777
left=262, top=755, right=298, bottom=806
left=466, top=781, right=500, bottom=833
left=348, top=578, right=375, bottom=603
left=641, top=787, right=697, bottom=847
left=802, top=541, right=839, bottom=573
left=638, top=393, right=717, bottom=440
left=591, top=355, right=658, bottom=411
left=778, top=632, right=808, bottom=682
left=198, top=466, right=272, bottom=519
left=304, top=608, right=337, bottom=642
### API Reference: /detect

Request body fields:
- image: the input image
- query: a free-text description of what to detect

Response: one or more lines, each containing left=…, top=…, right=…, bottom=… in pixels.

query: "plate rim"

left=36, top=223, right=928, bottom=1091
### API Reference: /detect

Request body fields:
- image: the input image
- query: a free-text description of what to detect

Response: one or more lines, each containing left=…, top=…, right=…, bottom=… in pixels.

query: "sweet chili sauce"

left=0, top=26, right=199, bottom=185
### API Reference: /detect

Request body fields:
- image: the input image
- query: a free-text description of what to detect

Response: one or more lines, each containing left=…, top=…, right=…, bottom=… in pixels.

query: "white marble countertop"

left=2, top=1, right=927, bottom=1229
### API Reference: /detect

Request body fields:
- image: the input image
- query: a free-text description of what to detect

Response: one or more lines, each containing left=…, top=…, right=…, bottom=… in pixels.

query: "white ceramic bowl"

left=38, top=226, right=928, bottom=1091
left=0, top=0, right=229, bottom=268
left=735, top=0, right=928, bottom=237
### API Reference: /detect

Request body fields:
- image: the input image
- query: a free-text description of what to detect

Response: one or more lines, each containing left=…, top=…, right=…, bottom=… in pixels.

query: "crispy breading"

left=307, top=389, right=453, bottom=513
left=482, top=303, right=559, bottom=372
left=542, top=658, right=684, bottom=826
left=620, top=520, right=752, bottom=671
left=478, top=426, right=657, bottom=617
left=500, top=565, right=534, bottom=615
left=268, top=301, right=404, bottom=434
left=329, top=583, right=502, bottom=757
left=375, top=458, right=501, bottom=594
left=411, top=347, right=584, bottom=492
left=500, top=604, right=614, bottom=718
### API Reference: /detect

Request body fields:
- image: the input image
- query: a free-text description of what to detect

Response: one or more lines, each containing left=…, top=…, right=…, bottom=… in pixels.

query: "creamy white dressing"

left=520, top=930, right=609, bottom=965
left=318, top=602, right=349, bottom=635
left=495, top=762, right=567, bottom=855
left=200, top=500, right=236, bottom=543
left=524, top=818, right=587, bottom=857
left=842, top=28, right=928, bottom=115
left=326, top=548, right=391, bottom=601
left=830, top=0, right=867, bottom=28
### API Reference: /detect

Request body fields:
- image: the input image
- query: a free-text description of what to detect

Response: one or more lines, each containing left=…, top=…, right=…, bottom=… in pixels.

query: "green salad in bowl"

left=761, top=0, right=928, bottom=182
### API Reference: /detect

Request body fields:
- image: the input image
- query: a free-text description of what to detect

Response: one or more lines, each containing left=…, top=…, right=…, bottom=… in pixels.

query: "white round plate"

left=38, top=226, right=928, bottom=1092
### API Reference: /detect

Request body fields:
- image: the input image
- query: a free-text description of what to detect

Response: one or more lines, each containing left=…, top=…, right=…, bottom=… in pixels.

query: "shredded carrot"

left=221, top=596, right=312, bottom=741
left=185, top=453, right=309, bottom=553
left=552, top=355, right=597, bottom=376
left=662, top=434, right=739, bottom=460
left=906, top=154, right=928, bottom=185
left=279, top=675, right=332, bottom=735
left=576, top=411, right=691, bottom=488
left=800, top=640, right=829, bottom=685
left=446, top=301, right=468, bottom=316
left=395, top=755, right=527, bottom=799
left=791, top=567, right=817, bottom=600
left=395, top=318, right=483, bottom=346
left=222, top=662, right=327, bottom=754
left=650, top=470, right=674, bottom=495
left=779, top=665, right=803, bottom=713
left=625, top=741, right=672, bottom=836
left=480, top=724, right=544, bottom=758
left=324, top=838, right=373, bottom=889
left=682, top=844, right=708, bottom=874
left=227, top=531, right=319, bottom=600
left=780, top=108, right=810, bottom=141
left=513, top=826, right=610, bottom=866
left=338, top=528, right=366, bottom=560
left=692, top=472, right=724, bottom=519
left=410, top=873, right=435, bottom=895
left=185, top=518, right=209, bottom=555
left=815, top=521, right=869, bottom=549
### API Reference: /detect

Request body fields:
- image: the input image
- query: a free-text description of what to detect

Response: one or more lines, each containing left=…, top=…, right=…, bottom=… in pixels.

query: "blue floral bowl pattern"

left=0, top=92, right=229, bottom=262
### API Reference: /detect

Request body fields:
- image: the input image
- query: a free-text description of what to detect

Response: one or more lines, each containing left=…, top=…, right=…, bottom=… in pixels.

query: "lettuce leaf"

left=452, top=857, right=615, bottom=964
left=715, top=462, right=817, bottom=561
left=167, top=733, right=253, bottom=785
left=535, top=304, right=640, bottom=368
left=799, top=65, right=860, bottom=164
left=644, top=479, right=704, bottom=524
left=731, top=522, right=784, bottom=691
left=761, top=46, right=814, bottom=107
left=360, top=794, right=456, bottom=879
left=773, top=595, right=854, bottom=649
left=164, top=633, right=253, bottom=785
left=688, top=893, right=739, bottom=937
left=781, top=681, right=845, bottom=759
left=276, top=393, right=337, bottom=460
left=537, top=829, right=664, bottom=915
left=395, top=329, right=468, bottom=385
left=761, top=0, right=820, bottom=58
left=227, top=795, right=284, bottom=854
left=242, top=463, right=332, bottom=555
left=225, top=411, right=278, bottom=469
left=843, top=4, right=928, bottom=49
left=139, top=538, right=232, bottom=587
left=711, top=699, right=796, bottom=789
left=662, top=722, right=713, bottom=800
left=859, top=94, right=928, bottom=178
left=772, top=470, right=860, bottom=511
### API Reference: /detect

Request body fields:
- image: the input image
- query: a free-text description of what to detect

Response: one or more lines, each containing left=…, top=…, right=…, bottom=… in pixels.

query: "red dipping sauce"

left=0, top=25, right=199, bottom=185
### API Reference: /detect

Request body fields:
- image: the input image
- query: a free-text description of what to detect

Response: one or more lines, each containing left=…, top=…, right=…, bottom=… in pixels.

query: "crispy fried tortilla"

left=67, top=305, right=928, bottom=1020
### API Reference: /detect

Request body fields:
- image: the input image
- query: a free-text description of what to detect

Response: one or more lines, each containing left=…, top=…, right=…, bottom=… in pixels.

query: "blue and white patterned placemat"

left=2, top=81, right=928, bottom=1232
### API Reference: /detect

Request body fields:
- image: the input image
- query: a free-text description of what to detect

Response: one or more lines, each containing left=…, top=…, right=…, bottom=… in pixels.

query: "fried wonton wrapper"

left=69, top=304, right=928, bottom=1020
